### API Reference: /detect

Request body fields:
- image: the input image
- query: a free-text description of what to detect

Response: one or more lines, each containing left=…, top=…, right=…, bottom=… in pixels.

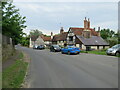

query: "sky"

left=13, top=0, right=119, bottom=35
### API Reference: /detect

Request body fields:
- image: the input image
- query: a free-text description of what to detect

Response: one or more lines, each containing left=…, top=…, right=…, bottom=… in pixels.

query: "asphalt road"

left=17, top=46, right=118, bottom=88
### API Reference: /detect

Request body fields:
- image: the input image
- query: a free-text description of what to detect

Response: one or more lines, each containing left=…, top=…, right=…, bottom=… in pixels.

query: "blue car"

left=61, top=45, right=80, bottom=55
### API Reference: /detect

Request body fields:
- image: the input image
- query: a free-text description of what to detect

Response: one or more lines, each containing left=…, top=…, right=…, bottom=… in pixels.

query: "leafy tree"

left=106, top=37, right=118, bottom=47
left=2, top=1, right=26, bottom=45
left=30, top=29, right=42, bottom=37
left=21, top=34, right=30, bottom=47
left=100, top=29, right=115, bottom=40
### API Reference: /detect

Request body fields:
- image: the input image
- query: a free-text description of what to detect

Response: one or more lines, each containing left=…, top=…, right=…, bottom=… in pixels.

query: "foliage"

left=21, top=34, right=30, bottom=47
left=106, top=37, right=118, bottom=47
left=2, top=1, right=26, bottom=45
left=100, top=29, right=115, bottom=40
left=30, top=29, right=42, bottom=37
left=100, top=29, right=119, bottom=47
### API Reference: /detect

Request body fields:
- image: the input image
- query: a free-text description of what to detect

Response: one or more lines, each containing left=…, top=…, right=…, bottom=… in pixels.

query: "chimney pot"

left=60, top=27, right=64, bottom=34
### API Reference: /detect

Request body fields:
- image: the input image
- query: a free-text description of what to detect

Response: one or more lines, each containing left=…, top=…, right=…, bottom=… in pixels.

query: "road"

left=17, top=46, right=118, bottom=88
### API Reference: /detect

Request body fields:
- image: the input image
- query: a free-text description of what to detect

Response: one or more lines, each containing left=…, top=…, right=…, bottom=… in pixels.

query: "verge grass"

left=2, top=52, right=28, bottom=88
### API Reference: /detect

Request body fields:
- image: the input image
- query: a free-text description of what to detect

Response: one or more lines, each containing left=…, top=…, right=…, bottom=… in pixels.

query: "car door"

left=63, top=47, right=68, bottom=53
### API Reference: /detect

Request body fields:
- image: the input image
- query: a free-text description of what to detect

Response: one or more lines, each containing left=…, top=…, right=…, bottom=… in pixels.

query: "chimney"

left=60, top=27, right=64, bottom=34
left=98, top=27, right=101, bottom=36
left=82, top=30, right=91, bottom=38
left=84, top=17, right=87, bottom=29
left=51, top=32, right=53, bottom=36
left=87, top=18, right=90, bottom=29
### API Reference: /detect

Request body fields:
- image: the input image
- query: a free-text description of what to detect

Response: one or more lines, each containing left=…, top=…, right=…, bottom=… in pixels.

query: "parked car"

left=106, top=44, right=120, bottom=56
left=37, top=45, right=45, bottom=50
left=61, top=45, right=80, bottom=55
left=50, top=45, right=61, bottom=52
left=33, top=45, right=38, bottom=49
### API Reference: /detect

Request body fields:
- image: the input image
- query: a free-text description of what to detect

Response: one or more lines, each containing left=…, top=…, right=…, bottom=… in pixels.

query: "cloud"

left=92, top=21, right=118, bottom=31
left=13, top=2, right=118, bottom=35
left=13, top=0, right=119, bottom=2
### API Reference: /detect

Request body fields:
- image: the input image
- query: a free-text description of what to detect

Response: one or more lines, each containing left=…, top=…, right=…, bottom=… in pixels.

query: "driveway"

left=17, top=46, right=118, bottom=88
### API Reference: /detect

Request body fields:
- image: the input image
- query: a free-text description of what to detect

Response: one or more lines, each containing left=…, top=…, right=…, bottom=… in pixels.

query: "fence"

left=2, top=34, right=14, bottom=61
left=2, top=34, right=12, bottom=45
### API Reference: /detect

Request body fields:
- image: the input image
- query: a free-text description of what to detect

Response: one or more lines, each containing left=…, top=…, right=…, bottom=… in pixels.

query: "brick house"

left=66, top=17, right=109, bottom=50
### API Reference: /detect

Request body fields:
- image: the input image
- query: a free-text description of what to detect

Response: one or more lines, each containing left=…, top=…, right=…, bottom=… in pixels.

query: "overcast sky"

left=13, top=1, right=118, bottom=35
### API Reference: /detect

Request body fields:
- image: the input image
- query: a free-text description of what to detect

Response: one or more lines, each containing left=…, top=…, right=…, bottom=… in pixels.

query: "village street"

left=17, top=45, right=118, bottom=88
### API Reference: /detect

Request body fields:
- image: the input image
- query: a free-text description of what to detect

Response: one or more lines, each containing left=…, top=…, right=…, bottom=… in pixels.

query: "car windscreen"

left=112, top=44, right=120, bottom=49
left=53, top=45, right=60, bottom=48
left=67, top=46, right=76, bottom=48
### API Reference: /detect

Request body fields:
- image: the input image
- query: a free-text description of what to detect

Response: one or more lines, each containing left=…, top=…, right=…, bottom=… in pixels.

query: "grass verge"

left=81, top=50, right=106, bottom=55
left=81, top=49, right=120, bottom=57
left=2, top=52, right=28, bottom=88
left=87, top=50, right=106, bottom=55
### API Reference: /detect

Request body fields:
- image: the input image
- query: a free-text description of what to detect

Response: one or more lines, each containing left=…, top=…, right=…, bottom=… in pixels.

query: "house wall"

left=29, top=36, right=45, bottom=48
left=90, top=46, right=109, bottom=50
left=57, top=41, right=65, bottom=46
left=104, top=46, right=109, bottom=49
left=44, top=41, right=51, bottom=44
left=82, top=44, right=86, bottom=50
left=75, top=44, right=80, bottom=48
left=67, top=29, right=75, bottom=45
left=91, top=46, right=97, bottom=50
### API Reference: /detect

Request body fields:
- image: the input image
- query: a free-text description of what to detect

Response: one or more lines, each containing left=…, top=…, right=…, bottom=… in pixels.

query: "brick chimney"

left=60, top=27, right=64, bottom=34
left=98, top=27, right=101, bottom=36
left=84, top=17, right=88, bottom=29
left=51, top=32, right=53, bottom=39
left=87, top=18, right=90, bottom=29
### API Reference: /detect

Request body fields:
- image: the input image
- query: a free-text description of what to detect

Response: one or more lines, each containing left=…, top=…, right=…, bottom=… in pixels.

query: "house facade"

left=29, top=34, right=52, bottom=48
left=66, top=17, right=109, bottom=50
left=52, top=27, right=68, bottom=46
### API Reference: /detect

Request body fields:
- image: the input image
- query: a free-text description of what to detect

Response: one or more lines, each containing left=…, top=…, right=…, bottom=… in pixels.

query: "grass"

left=81, top=49, right=107, bottom=55
left=87, top=50, right=106, bottom=55
left=81, top=49, right=120, bottom=57
left=2, top=52, right=28, bottom=88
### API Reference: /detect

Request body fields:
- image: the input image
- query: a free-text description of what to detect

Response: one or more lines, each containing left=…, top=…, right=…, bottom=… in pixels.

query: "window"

left=69, top=36, right=73, bottom=41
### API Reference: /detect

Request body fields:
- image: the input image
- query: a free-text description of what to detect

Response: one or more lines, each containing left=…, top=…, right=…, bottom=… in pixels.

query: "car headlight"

left=112, top=50, right=116, bottom=53
left=54, top=48, right=57, bottom=49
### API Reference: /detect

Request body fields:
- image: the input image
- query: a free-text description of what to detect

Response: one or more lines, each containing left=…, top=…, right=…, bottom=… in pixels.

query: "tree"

left=2, top=1, right=26, bottom=45
left=30, top=29, right=42, bottom=37
left=21, top=34, right=30, bottom=47
left=100, top=29, right=115, bottom=40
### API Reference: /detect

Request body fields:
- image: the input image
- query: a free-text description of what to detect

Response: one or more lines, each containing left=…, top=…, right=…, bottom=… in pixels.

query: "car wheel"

left=115, top=52, right=120, bottom=56
left=68, top=51, right=71, bottom=55
left=61, top=51, right=64, bottom=54
left=53, top=49, right=55, bottom=52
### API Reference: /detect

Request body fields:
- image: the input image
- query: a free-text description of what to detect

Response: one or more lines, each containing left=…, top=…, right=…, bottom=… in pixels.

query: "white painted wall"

left=91, top=46, right=97, bottom=50
left=82, top=44, right=86, bottom=50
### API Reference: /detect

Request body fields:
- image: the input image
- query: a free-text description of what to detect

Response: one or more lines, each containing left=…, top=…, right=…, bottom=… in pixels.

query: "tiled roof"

left=31, top=34, right=51, bottom=41
left=76, top=35, right=109, bottom=46
left=31, top=35, right=39, bottom=41
left=70, top=27, right=98, bottom=36
left=41, top=35, right=51, bottom=41
left=52, top=32, right=68, bottom=41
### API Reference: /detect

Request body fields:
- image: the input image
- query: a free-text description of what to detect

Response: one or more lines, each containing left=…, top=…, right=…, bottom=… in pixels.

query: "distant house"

left=29, top=34, right=52, bottom=48
left=66, top=17, right=109, bottom=50
left=52, top=27, right=68, bottom=46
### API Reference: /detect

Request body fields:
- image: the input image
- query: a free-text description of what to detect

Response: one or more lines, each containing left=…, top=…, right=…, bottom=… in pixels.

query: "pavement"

left=17, top=45, right=118, bottom=88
